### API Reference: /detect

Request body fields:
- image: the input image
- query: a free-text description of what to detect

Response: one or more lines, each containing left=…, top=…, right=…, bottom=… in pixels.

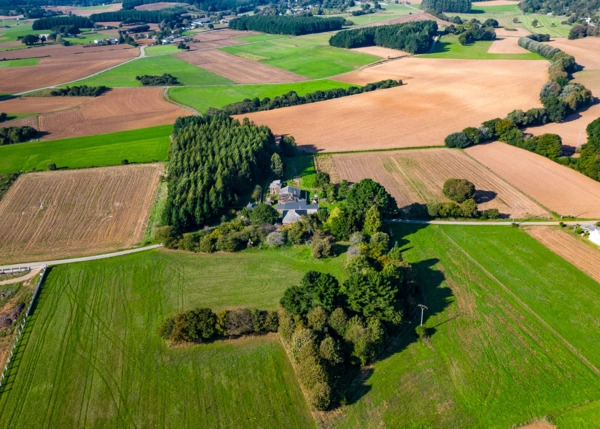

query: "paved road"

left=388, top=219, right=600, bottom=226
left=0, top=244, right=162, bottom=271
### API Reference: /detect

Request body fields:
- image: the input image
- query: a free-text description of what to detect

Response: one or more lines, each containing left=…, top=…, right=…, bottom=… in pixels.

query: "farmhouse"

left=589, top=228, right=600, bottom=246
left=277, top=199, right=319, bottom=225
left=278, top=186, right=302, bottom=203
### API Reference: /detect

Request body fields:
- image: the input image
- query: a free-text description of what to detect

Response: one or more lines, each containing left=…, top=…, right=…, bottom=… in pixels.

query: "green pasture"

left=64, top=31, right=118, bottom=45
left=221, top=33, right=378, bottom=79
left=0, top=58, right=37, bottom=68
left=168, top=79, right=354, bottom=112
left=0, top=23, right=47, bottom=42
left=234, top=34, right=286, bottom=43
left=0, top=125, right=172, bottom=174
left=333, top=224, right=600, bottom=428
left=72, top=56, right=232, bottom=87
left=0, top=246, right=349, bottom=427
left=326, top=3, right=415, bottom=26
left=419, top=34, right=545, bottom=60
left=144, top=44, right=180, bottom=56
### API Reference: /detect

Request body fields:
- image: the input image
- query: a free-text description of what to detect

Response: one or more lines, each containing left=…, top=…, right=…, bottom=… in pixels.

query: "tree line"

left=136, top=74, right=180, bottom=86
left=50, top=85, right=109, bottom=97
left=123, top=0, right=191, bottom=9
left=421, top=0, right=471, bottom=13
left=229, top=15, right=345, bottom=36
left=89, top=9, right=179, bottom=23
left=329, top=21, right=438, bottom=54
left=519, top=0, right=600, bottom=19
left=163, top=115, right=277, bottom=232
left=0, top=126, right=38, bottom=145
left=207, top=80, right=403, bottom=116
left=32, top=15, right=93, bottom=30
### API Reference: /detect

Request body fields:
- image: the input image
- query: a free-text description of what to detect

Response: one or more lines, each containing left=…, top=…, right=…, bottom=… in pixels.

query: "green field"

left=333, top=224, right=600, bottom=428
left=221, top=33, right=378, bottom=79
left=0, top=125, right=172, bottom=174
left=168, top=79, right=355, bottom=112
left=145, top=44, right=180, bottom=56
left=234, top=34, right=287, bottom=43
left=0, top=58, right=37, bottom=68
left=72, top=56, right=233, bottom=87
left=0, top=247, right=348, bottom=427
left=64, top=31, right=118, bottom=45
left=419, top=34, right=544, bottom=60
left=328, top=3, right=415, bottom=26
left=0, top=23, right=48, bottom=42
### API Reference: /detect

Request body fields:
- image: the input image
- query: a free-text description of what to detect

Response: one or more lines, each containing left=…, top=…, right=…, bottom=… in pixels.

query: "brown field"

left=135, top=2, right=183, bottom=10
left=0, top=44, right=138, bottom=94
left=366, top=12, right=448, bottom=27
left=525, top=226, right=600, bottom=284
left=44, top=3, right=122, bottom=17
left=0, top=164, right=163, bottom=264
left=189, top=29, right=259, bottom=48
left=495, top=27, right=531, bottom=37
left=321, top=149, right=548, bottom=217
left=240, top=57, right=548, bottom=152
left=175, top=49, right=306, bottom=83
left=487, top=37, right=529, bottom=54
left=352, top=46, right=409, bottom=58
left=466, top=142, right=600, bottom=217
left=0, top=115, right=39, bottom=129
left=0, top=96, right=87, bottom=114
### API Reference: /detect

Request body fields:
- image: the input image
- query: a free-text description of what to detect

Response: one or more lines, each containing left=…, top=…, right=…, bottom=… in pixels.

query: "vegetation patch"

left=0, top=126, right=38, bottom=145
left=49, top=85, right=109, bottom=97
left=229, top=15, right=345, bottom=35
left=420, top=34, right=543, bottom=60
left=0, top=58, right=38, bottom=68
left=136, top=73, right=180, bottom=86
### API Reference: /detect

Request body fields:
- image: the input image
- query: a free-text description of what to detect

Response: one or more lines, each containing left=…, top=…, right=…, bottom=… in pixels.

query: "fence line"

left=0, top=267, right=29, bottom=275
left=0, top=265, right=47, bottom=390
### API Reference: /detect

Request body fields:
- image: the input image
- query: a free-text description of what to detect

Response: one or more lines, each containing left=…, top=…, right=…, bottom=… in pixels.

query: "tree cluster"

left=568, top=24, right=600, bottom=40
left=159, top=307, right=278, bottom=343
left=445, top=18, right=496, bottom=45
left=229, top=15, right=345, bottom=36
left=136, top=73, right=180, bottom=86
left=421, top=0, right=471, bottom=13
left=519, top=0, right=600, bottom=19
left=577, top=118, right=600, bottom=181
left=0, top=113, right=6, bottom=123
left=0, top=126, right=38, bottom=145
left=90, top=9, right=178, bottom=23
left=50, top=85, right=109, bottom=97
left=329, top=20, right=438, bottom=54
left=125, top=24, right=150, bottom=33
left=207, top=80, right=403, bottom=116
left=527, top=33, right=551, bottom=42
left=32, top=15, right=92, bottom=30
left=163, top=115, right=277, bottom=232
left=123, top=0, right=192, bottom=9
left=0, top=172, right=19, bottom=201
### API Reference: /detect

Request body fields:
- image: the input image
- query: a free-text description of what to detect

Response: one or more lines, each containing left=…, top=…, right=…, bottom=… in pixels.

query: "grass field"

left=331, top=224, right=600, bottom=428
left=221, top=33, right=378, bottom=79
left=234, top=34, right=286, bottom=43
left=145, top=44, right=180, bottom=56
left=64, top=32, right=118, bottom=45
left=0, top=24, right=47, bottom=42
left=326, top=3, right=415, bottom=26
left=0, top=247, right=349, bottom=427
left=168, top=79, right=355, bottom=112
left=0, top=58, right=38, bottom=68
left=72, top=56, right=233, bottom=87
left=0, top=125, right=171, bottom=174
left=419, top=34, right=544, bottom=60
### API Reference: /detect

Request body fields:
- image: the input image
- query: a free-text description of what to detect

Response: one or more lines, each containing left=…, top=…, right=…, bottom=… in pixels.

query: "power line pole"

left=418, top=304, right=428, bottom=327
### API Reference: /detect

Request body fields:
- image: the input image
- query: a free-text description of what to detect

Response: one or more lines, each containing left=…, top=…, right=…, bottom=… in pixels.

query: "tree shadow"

left=474, top=189, right=497, bottom=204
left=331, top=243, right=349, bottom=257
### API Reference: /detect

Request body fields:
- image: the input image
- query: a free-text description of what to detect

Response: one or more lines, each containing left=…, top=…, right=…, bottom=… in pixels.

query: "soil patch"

left=0, top=164, right=163, bottom=264
left=466, top=142, right=600, bottom=218
left=487, top=37, right=529, bottom=54
left=239, top=57, right=547, bottom=152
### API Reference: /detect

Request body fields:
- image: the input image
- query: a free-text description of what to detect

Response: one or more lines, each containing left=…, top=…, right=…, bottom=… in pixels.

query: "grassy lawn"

left=0, top=125, right=172, bottom=174
left=284, top=155, right=317, bottom=189
left=221, top=33, right=378, bottom=79
left=168, top=79, right=355, bottom=112
left=332, top=224, right=600, bottom=428
left=0, top=58, right=38, bottom=68
left=419, top=34, right=545, bottom=60
left=145, top=44, right=180, bottom=56
left=72, top=56, right=233, bottom=87
left=0, top=246, right=349, bottom=427
left=64, top=31, right=118, bottom=45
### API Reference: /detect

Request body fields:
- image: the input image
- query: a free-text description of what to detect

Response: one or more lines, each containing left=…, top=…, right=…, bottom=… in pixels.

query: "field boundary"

left=439, top=228, right=600, bottom=377
left=0, top=266, right=47, bottom=391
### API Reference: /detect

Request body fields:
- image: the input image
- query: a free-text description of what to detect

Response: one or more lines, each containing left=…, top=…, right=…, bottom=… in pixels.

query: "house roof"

left=282, top=210, right=303, bottom=224
left=276, top=200, right=319, bottom=211
left=280, top=186, right=301, bottom=195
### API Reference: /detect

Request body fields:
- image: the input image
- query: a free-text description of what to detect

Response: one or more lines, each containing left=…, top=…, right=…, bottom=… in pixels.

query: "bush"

left=47, top=163, right=57, bottom=171
left=249, top=203, right=279, bottom=225
left=312, top=235, right=334, bottom=259
left=445, top=131, right=471, bottom=148
left=266, top=231, right=286, bottom=247
left=443, top=178, right=475, bottom=203
left=136, top=73, right=180, bottom=86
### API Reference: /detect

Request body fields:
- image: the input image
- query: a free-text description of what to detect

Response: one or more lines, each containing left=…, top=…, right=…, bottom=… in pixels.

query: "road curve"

left=0, top=244, right=162, bottom=271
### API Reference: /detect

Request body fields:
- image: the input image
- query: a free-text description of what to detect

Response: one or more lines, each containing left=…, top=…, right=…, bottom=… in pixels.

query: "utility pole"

left=418, top=304, right=428, bottom=327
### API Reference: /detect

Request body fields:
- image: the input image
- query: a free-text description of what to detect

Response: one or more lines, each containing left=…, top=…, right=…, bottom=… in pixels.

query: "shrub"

left=445, top=131, right=470, bottom=148
left=266, top=231, right=286, bottom=247
left=47, top=163, right=57, bottom=171
left=443, top=178, right=475, bottom=203
left=278, top=309, right=296, bottom=343
left=462, top=126, right=482, bottom=145
left=312, top=235, right=334, bottom=259
left=328, top=308, right=348, bottom=336
left=250, top=203, right=279, bottom=225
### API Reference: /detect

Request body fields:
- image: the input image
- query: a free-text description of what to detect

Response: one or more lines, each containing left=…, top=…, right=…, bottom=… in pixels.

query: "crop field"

left=189, top=29, right=261, bottom=49
left=44, top=3, right=122, bottom=16
left=169, top=79, right=354, bottom=113
left=175, top=49, right=307, bottom=84
left=0, top=247, right=348, bottom=427
left=0, top=125, right=172, bottom=175
left=241, top=57, right=547, bottom=152
left=330, top=224, right=600, bottom=428
left=72, top=55, right=233, bottom=87
left=327, top=3, right=416, bottom=26
left=221, top=33, right=378, bottom=79
left=0, top=58, right=38, bottom=68
left=487, top=36, right=529, bottom=54
left=420, top=34, right=543, bottom=60
left=466, top=142, right=600, bottom=218
left=524, top=226, right=600, bottom=284
left=323, top=149, right=548, bottom=217
left=144, top=44, right=180, bottom=56
left=135, top=1, right=183, bottom=10
left=0, top=164, right=163, bottom=264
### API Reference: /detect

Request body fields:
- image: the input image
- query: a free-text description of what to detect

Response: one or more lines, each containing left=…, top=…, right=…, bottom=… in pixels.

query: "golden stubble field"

left=240, top=57, right=548, bottom=152
left=319, top=148, right=548, bottom=218
left=0, top=164, right=163, bottom=264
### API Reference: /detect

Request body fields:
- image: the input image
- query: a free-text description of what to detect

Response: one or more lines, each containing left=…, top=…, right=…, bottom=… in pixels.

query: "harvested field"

left=44, top=3, right=122, bottom=17
left=0, top=115, right=39, bottom=129
left=175, top=49, right=306, bottom=84
left=0, top=164, right=163, bottom=264
left=241, top=57, right=548, bottom=152
left=352, top=46, right=409, bottom=58
left=135, top=1, right=183, bottom=10
left=0, top=96, right=86, bottom=114
left=525, top=226, right=600, bottom=285
left=466, top=142, right=600, bottom=218
left=323, top=149, right=547, bottom=217
left=36, top=87, right=189, bottom=140
left=190, top=29, right=259, bottom=49
left=488, top=37, right=529, bottom=54
left=495, top=27, right=531, bottom=37
left=0, top=44, right=138, bottom=94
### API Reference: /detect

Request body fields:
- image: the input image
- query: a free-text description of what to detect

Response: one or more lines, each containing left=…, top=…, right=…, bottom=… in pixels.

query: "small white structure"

left=589, top=228, right=600, bottom=246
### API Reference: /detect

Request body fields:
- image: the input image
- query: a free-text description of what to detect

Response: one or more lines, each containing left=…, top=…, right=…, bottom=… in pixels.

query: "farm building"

left=278, top=186, right=302, bottom=203
left=589, top=228, right=600, bottom=246
left=269, top=180, right=281, bottom=194
left=276, top=200, right=319, bottom=224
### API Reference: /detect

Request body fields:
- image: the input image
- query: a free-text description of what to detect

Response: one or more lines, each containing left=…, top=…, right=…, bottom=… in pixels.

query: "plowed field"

left=240, top=57, right=547, bottom=152
left=322, top=149, right=547, bottom=217
left=175, top=50, right=306, bottom=84
left=0, top=164, right=163, bottom=264
left=190, top=29, right=259, bottom=49
left=466, top=142, right=600, bottom=218
left=525, top=226, right=600, bottom=284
